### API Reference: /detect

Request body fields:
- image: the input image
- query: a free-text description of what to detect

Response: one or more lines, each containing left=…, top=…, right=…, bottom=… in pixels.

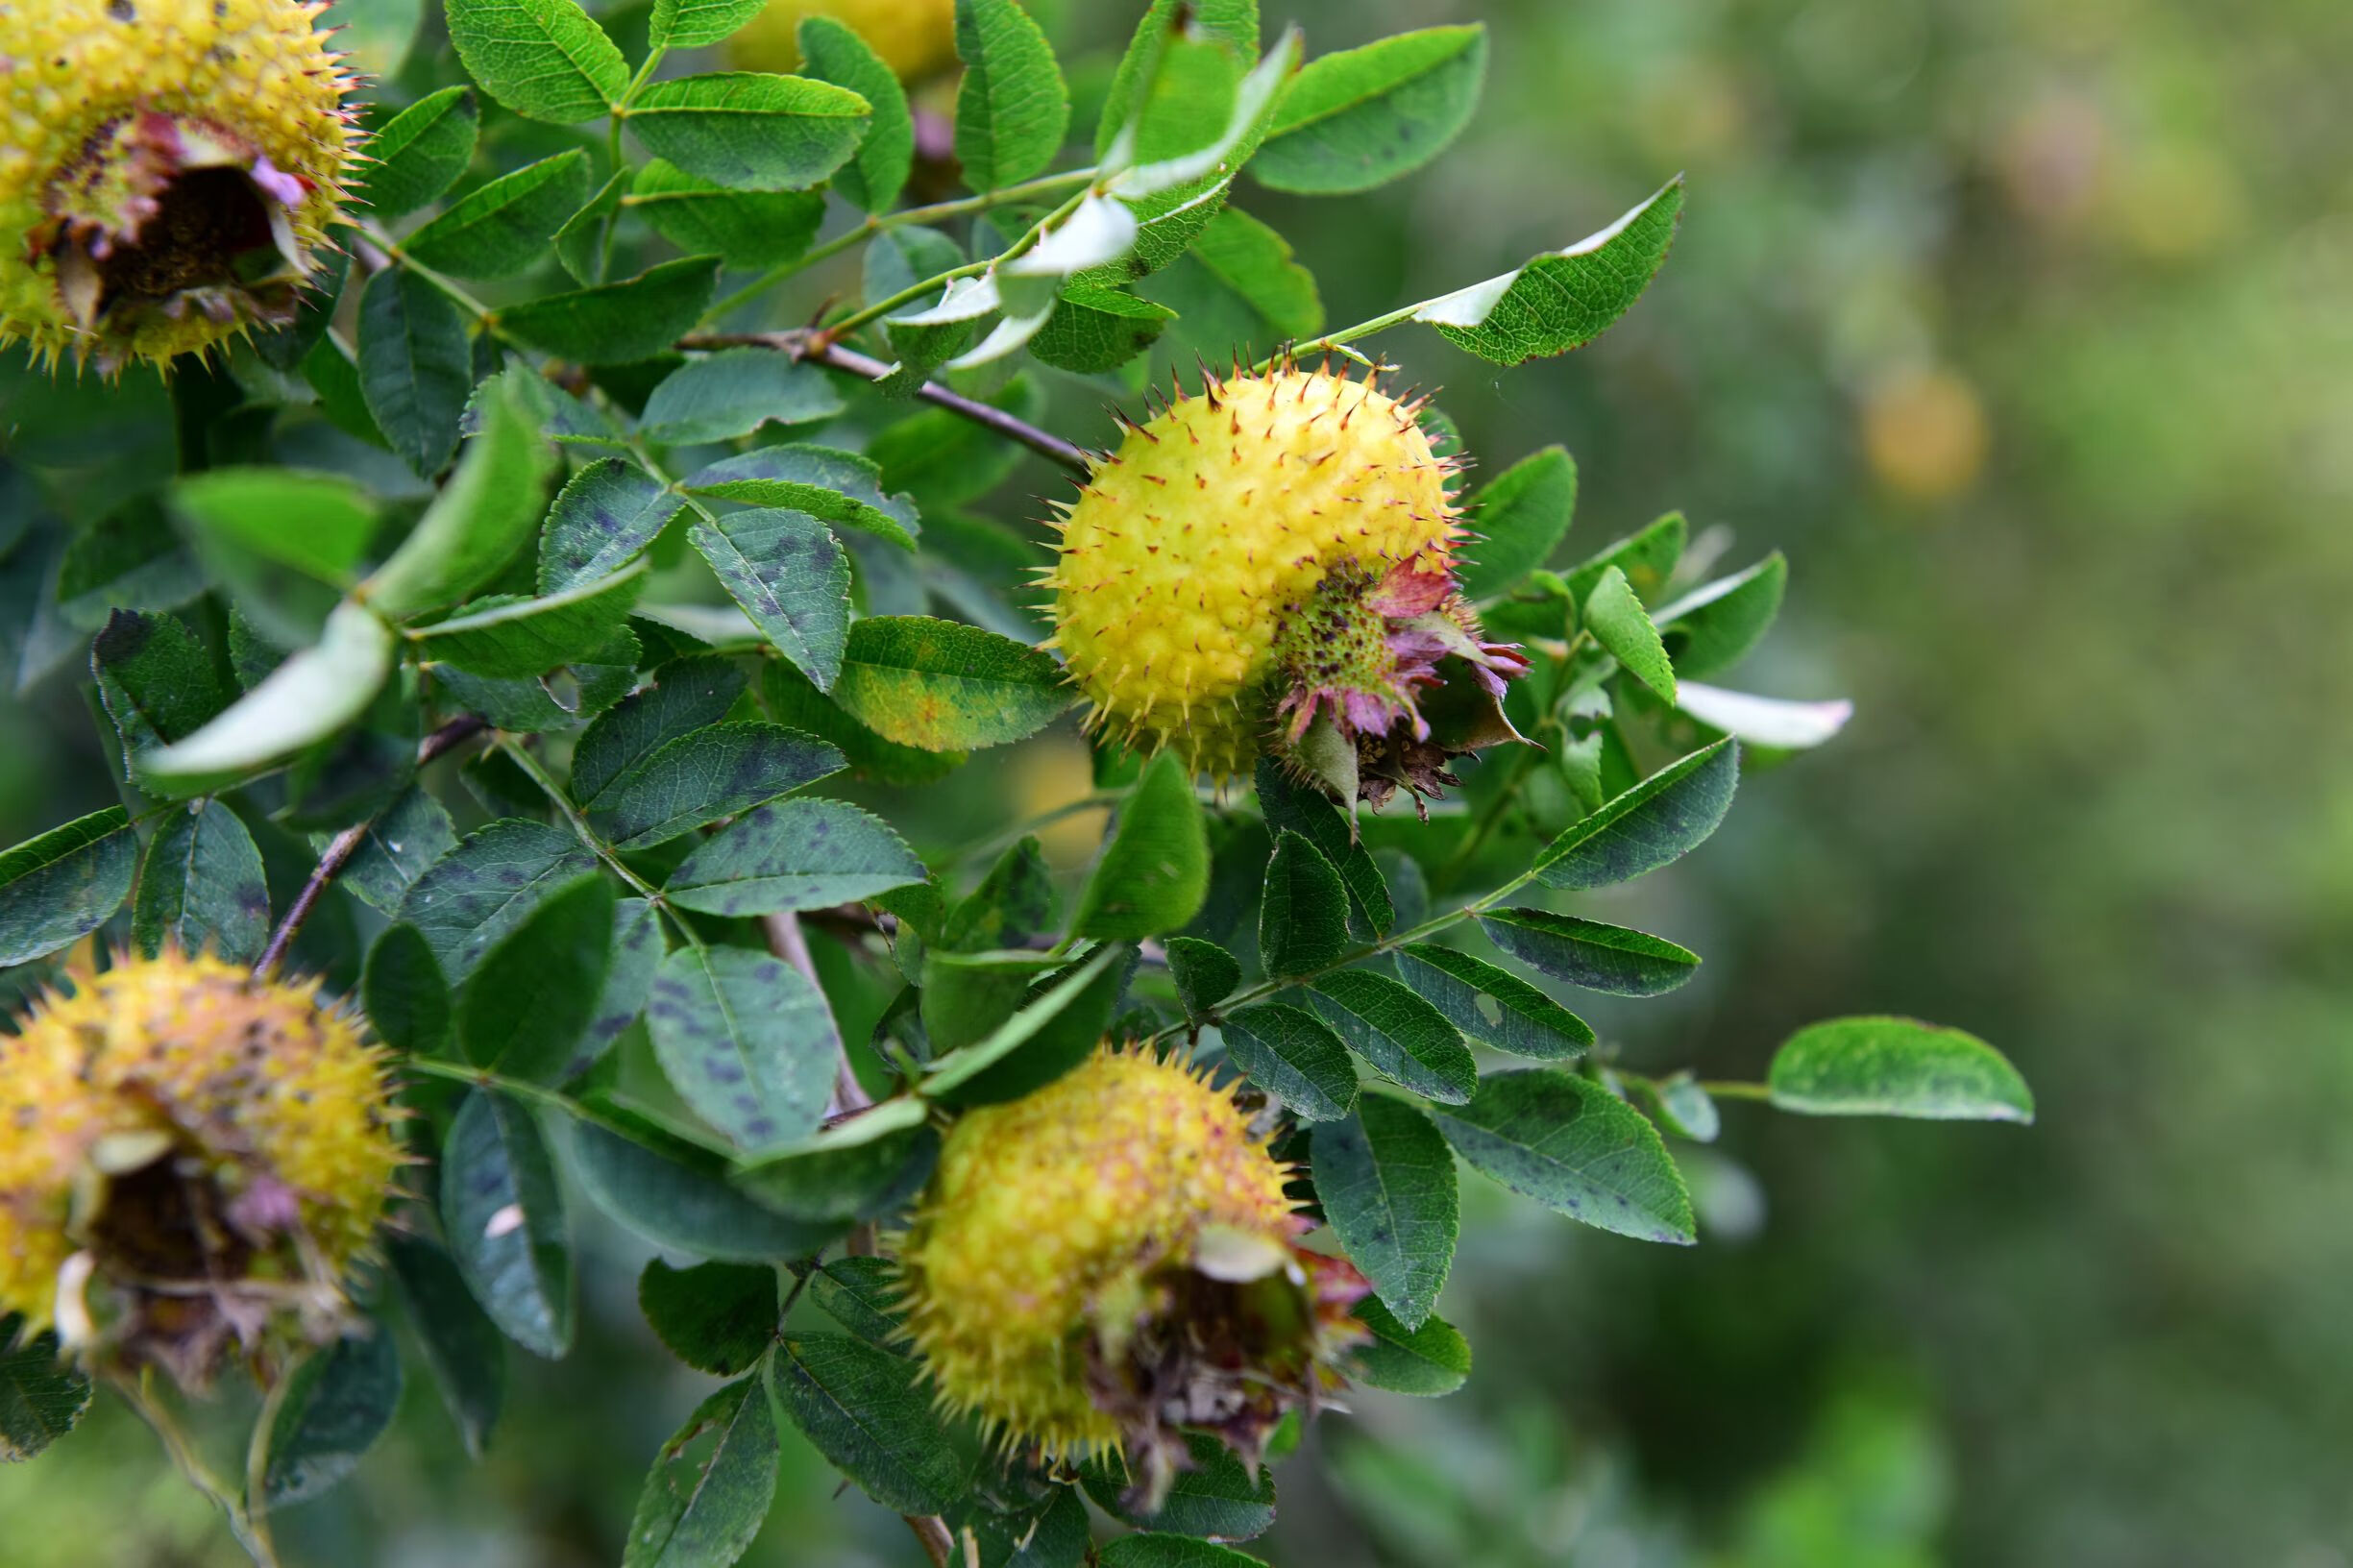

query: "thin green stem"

left=112, top=1373, right=280, bottom=1568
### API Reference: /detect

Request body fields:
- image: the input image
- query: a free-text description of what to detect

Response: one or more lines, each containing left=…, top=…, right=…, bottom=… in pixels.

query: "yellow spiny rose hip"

left=897, top=1043, right=1368, bottom=1498
left=725, top=0, right=959, bottom=81
left=0, top=951, right=403, bottom=1386
left=0, top=0, right=362, bottom=374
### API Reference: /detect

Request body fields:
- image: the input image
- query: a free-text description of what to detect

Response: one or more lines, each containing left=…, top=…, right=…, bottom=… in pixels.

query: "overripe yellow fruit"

left=0, top=951, right=402, bottom=1384
left=0, top=0, right=360, bottom=374
left=725, top=0, right=959, bottom=82
left=897, top=1044, right=1365, bottom=1487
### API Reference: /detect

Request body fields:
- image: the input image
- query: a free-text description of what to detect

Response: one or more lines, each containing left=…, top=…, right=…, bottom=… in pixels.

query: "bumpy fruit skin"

left=0, top=952, right=401, bottom=1384
left=726, top=0, right=959, bottom=81
left=898, top=1044, right=1363, bottom=1482
left=1046, top=368, right=1461, bottom=780
left=0, top=0, right=359, bottom=373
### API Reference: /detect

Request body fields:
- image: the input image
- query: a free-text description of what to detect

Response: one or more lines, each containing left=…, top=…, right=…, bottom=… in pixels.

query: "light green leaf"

left=1219, top=1003, right=1358, bottom=1121
left=445, top=0, right=626, bottom=124
left=1768, top=1017, right=2034, bottom=1123
left=1256, top=25, right=1486, bottom=195
left=629, top=160, right=827, bottom=270
left=366, top=371, right=558, bottom=618
left=1477, top=908, right=1700, bottom=998
left=1426, top=1068, right=1696, bottom=1244
left=1306, top=968, right=1476, bottom=1105
left=357, top=86, right=479, bottom=220
left=1419, top=179, right=1683, bottom=365
left=682, top=445, right=918, bottom=550
left=139, top=602, right=394, bottom=784
left=1071, top=749, right=1207, bottom=940
left=798, top=16, right=914, bottom=212
left=665, top=798, right=926, bottom=916
left=442, top=1090, right=576, bottom=1356
left=1534, top=738, right=1736, bottom=891
left=497, top=257, right=721, bottom=364
left=1460, top=446, right=1576, bottom=603
left=953, top=0, right=1070, bottom=191
left=690, top=507, right=850, bottom=688
left=623, top=1375, right=780, bottom=1568
left=1393, top=944, right=1592, bottom=1060
left=133, top=800, right=268, bottom=964
left=588, top=722, right=844, bottom=850
left=832, top=615, right=1072, bottom=750
left=1258, top=828, right=1348, bottom=977
left=648, top=944, right=839, bottom=1148
left=626, top=73, right=871, bottom=191
left=1582, top=565, right=1676, bottom=702
left=1314, top=1095, right=1458, bottom=1329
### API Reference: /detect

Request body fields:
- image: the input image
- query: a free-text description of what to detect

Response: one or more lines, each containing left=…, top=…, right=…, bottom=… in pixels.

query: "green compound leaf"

left=260, top=1325, right=404, bottom=1507
left=642, top=352, right=845, bottom=447
left=1165, top=936, right=1241, bottom=1025
left=1220, top=1003, right=1359, bottom=1122
left=1426, top=1069, right=1695, bottom=1244
left=410, top=563, right=648, bottom=677
left=132, top=799, right=268, bottom=965
left=1459, top=446, right=1577, bottom=603
left=398, top=819, right=599, bottom=982
left=1582, top=564, right=1676, bottom=703
left=798, top=16, right=915, bottom=212
left=1258, top=828, right=1349, bottom=977
left=1255, top=25, right=1486, bottom=196
left=1306, top=968, right=1476, bottom=1105
left=1071, top=749, right=1208, bottom=940
left=666, top=798, right=926, bottom=917
left=689, top=507, right=851, bottom=690
left=387, top=1236, right=505, bottom=1458
left=1393, top=944, right=1593, bottom=1060
left=356, top=267, right=470, bottom=478
left=445, top=0, right=626, bottom=124
left=623, top=1373, right=780, bottom=1568
left=1653, top=553, right=1788, bottom=681
left=1345, top=1297, right=1469, bottom=1397
left=682, top=445, right=920, bottom=551
left=587, top=722, right=845, bottom=850
left=1533, top=737, right=1738, bottom=892
left=771, top=1335, right=972, bottom=1514
left=537, top=457, right=683, bottom=595
left=404, top=150, right=593, bottom=279
left=953, top=0, right=1070, bottom=192
left=626, top=72, right=871, bottom=192
left=0, top=1319, right=91, bottom=1462
left=1478, top=908, right=1700, bottom=999
left=567, top=1115, right=840, bottom=1262
left=639, top=1259, right=779, bottom=1376
left=498, top=257, right=722, bottom=364
left=359, top=86, right=479, bottom=218
left=629, top=160, right=828, bottom=270
left=1768, top=1017, right=2035, bottom=1123
left=832, top=615, right=1073, bottom=750
left=443, top=1090, right=576, bottom=1356
left=650, top=0, right=767, bottom=50
left=1314, top=1094, right=1458, bottom=1330
left=367, top=371, right=559, bottom=618
left=1420, top=179, right=1683, bottom=366
left=458, top=871, right=615, bottom=1082
left=647, top=943, right=839, bottom=1149
left=1099, top=1535, right=1267, bottom=1568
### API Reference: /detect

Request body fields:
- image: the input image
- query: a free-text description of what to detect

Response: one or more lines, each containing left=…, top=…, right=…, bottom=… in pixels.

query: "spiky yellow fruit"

left=898, top=1045, right=1365, bottom=1497
left=725, top=0, right=959, bottom=81
left=0, top=952, right=402, bottom=1385
left=0, top=0, right=361, bottom=374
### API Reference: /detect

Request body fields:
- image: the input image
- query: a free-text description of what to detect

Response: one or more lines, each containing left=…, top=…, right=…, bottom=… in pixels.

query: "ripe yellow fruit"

left=726, top=0, right=959, bottom=82
left=1044, top=366, right=1526, bottom=805
left=0, top=952, right=402, bottom=1385
left=0, top=0, right=361, bottom=374
left=897, top=1044, right=1366, bottom=1493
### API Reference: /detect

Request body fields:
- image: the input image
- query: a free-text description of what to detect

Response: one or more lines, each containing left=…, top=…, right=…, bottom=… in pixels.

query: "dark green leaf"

left=1258, top=829, right=1348, bottom=977
left=640, top=1259, right=778, bottom=1375
left=443, top=1090, right=576, bottom=1356
left=1459, top=446, right=1576, bottom=603
left=798, top=16, right=915, bottom=212
left=538, top=457, right=683, bottom=595
left=1314, top=1095, right=1457, bottom=1328
left=1082, top=1432, right=1275, bottom=1540
left=1393, top=944, right=1591, bottom=1060
left=1534, top=738, right=1737, bottom=891
left=588, top=723, right=844, bottom=850
left=682, top=445, right=919, bottom=550
left=1653, top=554, right=1787, bottom=680
left=360, top=86, right=479, bottom=218
left=1256, top=25, right=1485, bottom=196
left=499, top=257, right=722, bottom=364
left=261, top=1326, right=404, bottom=1505
left=1426, top=1069, right=1694, bottom=1243
left=1165, top=936, right=1240, bottom=1024
left=624, top=1374, right=780, bottom=1568
left=1027, top=287, right=1175, bottom=375
left=412, top=565, right=647, bottom=676
left=366, top=370, right=560, bottom=618
left=1071, top=749, right=1207, bottom=940
left=387, top=1235, right=505, bottom=1458
left=690, top=507, right=850, bottom=689
left=1256, top=760, right=1390, bottom=939
left=1582, top=564, right=1675, bottom=701
left=953, top=0, right=1070, bottom=191
left=1478, top=908, right=1699, bottom=998
left=648, top=944, right=839, bottom=1148
left=629, top=160, right=827, bottom=270
left=460, top=872, right=615, bottom=1081
left=1768, top=1017, right=2034, bottom=1123
left=1346, top=1297, right=1468, bottom=1397
left=404, top=150, right=593, bottom=278
left=0, top=1320, right=89, bottom=1462
left=446, top=0, right=625, bottom=122
left=832, top=616, right=1072, bottom=750
left=665, top=798, right=925, bottom=916
left=1220, top=1003, right=1358, bottom=1121
left=566, top=1115, right=839, bottom=1261
left=808, top=1257, right=903, bottom=1347
left=770, top=1335, right=970, bottom=1513
left=1306, top=968, right=1475, bottom=1104
left=0, top=808, right=136, bottom=968
left=133, top=799, right=268, bottom=964
left=363, top=921, right=453, bottom=1058
left=650, top=0, right=767, bottom=49
left=1423, top=180, right=1683, bottom=366
left=357, top=267, right=471, bottom=478
left=398, top=819, right=598, bottom=982
left=574, top=653, right=747, bottom=805
left=1099, top=1537, right=1266, bottom=1568
left=627, top=72, right=871, bottom=191
left=642, top=353, right=845, bottom=446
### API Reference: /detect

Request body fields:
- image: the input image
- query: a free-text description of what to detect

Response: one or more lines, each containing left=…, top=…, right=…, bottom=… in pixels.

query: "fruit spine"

left=0, top=0, right=362, bottom=374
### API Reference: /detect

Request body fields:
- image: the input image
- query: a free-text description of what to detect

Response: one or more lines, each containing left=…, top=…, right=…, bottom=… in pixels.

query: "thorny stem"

left=679, top=330, right=1094, bottom=475
left=112, top=1372, right=281, bottom=1568
left=257, top=715, right=487, bottom=977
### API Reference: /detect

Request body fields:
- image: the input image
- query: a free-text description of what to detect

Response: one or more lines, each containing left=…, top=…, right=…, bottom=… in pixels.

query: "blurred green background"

left=6, top=0, right=2350, bottom=1564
